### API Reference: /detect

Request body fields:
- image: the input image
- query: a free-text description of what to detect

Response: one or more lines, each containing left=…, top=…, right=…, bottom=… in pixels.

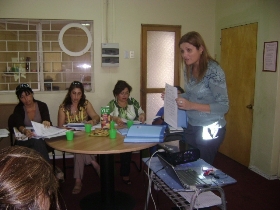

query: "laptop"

left=157, top=153, right=213, bottom=190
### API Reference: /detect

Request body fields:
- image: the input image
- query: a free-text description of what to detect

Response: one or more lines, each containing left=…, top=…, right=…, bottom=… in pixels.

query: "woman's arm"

left=86, top=102, right=100, bottom=125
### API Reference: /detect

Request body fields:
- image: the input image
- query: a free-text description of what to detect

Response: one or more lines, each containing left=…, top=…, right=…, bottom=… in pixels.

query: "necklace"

left=71, top=105, right=78, bottom=115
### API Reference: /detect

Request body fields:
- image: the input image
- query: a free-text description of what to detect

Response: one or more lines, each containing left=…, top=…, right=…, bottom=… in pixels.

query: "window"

left=0, top=19, right=93, bottom=92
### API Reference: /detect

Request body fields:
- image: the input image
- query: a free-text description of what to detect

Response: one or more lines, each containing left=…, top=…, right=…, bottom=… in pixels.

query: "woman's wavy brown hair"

left=0, top=146, right=60, bottom=210
left=179, top=31, right=217, bottom=82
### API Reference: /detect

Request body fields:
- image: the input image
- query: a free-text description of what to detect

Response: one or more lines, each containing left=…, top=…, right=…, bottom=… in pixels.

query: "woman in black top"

left=11, top=83, right=52, bottom=162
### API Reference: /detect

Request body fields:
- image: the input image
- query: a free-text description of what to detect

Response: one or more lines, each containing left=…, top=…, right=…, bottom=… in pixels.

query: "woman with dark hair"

left=108, top=80, right=145, bottom=184
left=0, top=146, right=60, bottom=210
left=58, top=81, right=100, bottom=194
left=12, top=83, right=52, bottom=162
left=176, top=31, right=229, bottom=164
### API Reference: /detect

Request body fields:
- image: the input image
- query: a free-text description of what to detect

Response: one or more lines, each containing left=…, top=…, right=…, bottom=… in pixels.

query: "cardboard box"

left=101, top=106, right=111, bottom=129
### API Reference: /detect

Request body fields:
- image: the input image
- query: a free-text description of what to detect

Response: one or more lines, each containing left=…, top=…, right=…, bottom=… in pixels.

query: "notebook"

left=157, top=153, right=212, bottom=190
left=123, top=124, right=167, bottom=143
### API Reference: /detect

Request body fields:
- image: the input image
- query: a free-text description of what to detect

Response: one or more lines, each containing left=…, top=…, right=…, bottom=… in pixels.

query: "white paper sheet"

left=177, top=190, right=222, bottom=208
left=0, top=129, right=9, bottom=137
left=31, top=121, right=67, bottom=138
left=164, top=83, right=178, bottom=128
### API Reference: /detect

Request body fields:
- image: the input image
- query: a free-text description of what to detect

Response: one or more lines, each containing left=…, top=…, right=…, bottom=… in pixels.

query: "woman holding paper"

left=58, top=81, right=100, bottom=194
left=108, top=80, right=145, bottom=185
left=175, top=31, right=229, bottom=165
left=11, top=83, right=52, bottom=162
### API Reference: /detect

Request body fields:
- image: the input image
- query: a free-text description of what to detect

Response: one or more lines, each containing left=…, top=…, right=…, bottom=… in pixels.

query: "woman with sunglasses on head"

left=58, top=81, right=100, bottom=194
left=108, top=80, right=145, bottom=185
left=12, top=83, right=53, bottom=162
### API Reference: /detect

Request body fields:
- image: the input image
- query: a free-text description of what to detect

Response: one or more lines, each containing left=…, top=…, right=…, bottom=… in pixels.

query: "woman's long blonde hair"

left=0, top=146, right=60, bottom=210
left=179, top=31, right=217, bottom=82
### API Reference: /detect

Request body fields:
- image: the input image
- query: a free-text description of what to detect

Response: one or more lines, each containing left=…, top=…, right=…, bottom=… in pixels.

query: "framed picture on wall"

left=263, top=41, right=278, bottom=72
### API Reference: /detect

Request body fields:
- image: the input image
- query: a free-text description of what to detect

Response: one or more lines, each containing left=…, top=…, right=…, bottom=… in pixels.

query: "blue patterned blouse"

left=180, top=60, right=229, bottom=127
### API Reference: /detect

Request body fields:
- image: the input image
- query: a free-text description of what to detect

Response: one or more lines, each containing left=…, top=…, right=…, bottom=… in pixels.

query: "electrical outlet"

left=130, top=51, right=135, bottom=59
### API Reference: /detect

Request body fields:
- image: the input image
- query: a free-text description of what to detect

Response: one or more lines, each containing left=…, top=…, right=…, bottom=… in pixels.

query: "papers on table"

left=120, top=118, right=141, bottom=125
left=169, top=125, right=184, bottom=133
left=64, top=123, right=101, bottom=131
left=117, top=128, right=129, bottom=136
left=0, top=129, right=9, bottom=137
left=31, top=121, right=67, bottom=139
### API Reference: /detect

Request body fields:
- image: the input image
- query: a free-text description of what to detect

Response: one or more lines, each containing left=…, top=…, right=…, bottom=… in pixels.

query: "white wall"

left=0, top=0, right=216, bottom=126
left=215, top=0, right=280, bottom=178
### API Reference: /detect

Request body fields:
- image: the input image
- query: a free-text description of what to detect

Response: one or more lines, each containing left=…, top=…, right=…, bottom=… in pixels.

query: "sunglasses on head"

left=16, top=84, right=30, bottom=92
left=71, top=81, right=82, bottom=86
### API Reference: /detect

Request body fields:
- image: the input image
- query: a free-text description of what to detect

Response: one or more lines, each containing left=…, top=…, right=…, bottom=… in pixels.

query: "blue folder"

left=124, top=124, right=167, bottom=143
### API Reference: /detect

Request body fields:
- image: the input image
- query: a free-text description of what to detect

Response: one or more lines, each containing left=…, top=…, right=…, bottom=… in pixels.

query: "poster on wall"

left=263, top=41, right=278, bottom=72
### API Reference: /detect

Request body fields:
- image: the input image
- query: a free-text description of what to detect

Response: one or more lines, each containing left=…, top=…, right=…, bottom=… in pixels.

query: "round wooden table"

left=46, top=131, right=156, bottom=210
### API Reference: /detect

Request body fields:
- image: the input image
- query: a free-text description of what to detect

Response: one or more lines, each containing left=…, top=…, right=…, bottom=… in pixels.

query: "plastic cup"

left=127, top=120, right=134, bottom=128
left=110, top=120, right=115, bottom=129
left=66, top=130, right=74, bottom=141
left=84, top=124, right=92, bottom=133
left=109, top=129, right=117, bottom=139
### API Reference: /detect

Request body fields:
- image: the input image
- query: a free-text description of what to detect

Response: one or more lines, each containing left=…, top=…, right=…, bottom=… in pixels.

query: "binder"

left=124, top=124, right=167, bottom=143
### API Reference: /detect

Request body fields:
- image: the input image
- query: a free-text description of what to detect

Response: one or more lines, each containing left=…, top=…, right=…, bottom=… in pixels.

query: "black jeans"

left=183, top=124, right=226, bottom=165
left=16, top=138, right=51, bottom=162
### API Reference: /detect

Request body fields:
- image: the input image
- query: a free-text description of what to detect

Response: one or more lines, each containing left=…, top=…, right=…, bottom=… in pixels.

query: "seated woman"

left=12, top=83, right=52, bottom=162
left=0, top=146, right=60, bottom=210
left=57, top=81, right=100, bottom=194
left=108, top=80, right=145, bottom=185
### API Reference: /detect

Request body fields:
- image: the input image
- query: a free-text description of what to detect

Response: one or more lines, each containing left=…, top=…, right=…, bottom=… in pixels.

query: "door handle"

left=246, top=104, right=253, bottom=109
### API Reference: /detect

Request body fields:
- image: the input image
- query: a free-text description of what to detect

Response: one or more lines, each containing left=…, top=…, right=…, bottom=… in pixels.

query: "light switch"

left=124, top=51, right=129, bottom=59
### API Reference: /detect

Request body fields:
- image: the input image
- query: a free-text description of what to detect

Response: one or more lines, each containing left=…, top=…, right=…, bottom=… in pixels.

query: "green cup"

left=84, top=123, right=92, bottom=133
left=66, top=130, right=74, bottom=141
left=109, top=129, right=117, bottom=139
left=127, top=120, right=134, bottom=128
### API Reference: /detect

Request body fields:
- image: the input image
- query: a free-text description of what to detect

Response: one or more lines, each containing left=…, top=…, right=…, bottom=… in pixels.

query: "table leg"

left=80, top=154, right=136, bottom=210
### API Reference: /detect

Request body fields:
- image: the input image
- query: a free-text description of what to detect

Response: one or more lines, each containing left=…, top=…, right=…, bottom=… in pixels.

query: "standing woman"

left=57, top=81, right=100, bottom=194
left=176, top=31, right=229, bottom=165
left=12, top=83, right=52, bottom=162
left=108, top=80, right=145, bottom=184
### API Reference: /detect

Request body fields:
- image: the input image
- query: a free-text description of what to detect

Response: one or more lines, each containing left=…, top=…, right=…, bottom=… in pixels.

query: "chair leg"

left=63, top=151, right=66, bottom=179
left=52, top=149, right=56, bottom=172
left=131, top=150, right=142, bottom=172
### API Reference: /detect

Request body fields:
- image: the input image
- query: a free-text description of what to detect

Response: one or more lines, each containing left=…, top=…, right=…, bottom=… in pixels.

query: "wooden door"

left=219, top=23, right=258, bottom=166
left=140, top=24, right=181, bottom=120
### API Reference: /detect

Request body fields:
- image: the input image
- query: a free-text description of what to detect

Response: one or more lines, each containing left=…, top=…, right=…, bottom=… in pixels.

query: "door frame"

left=140, top=24, right=181, bottom=112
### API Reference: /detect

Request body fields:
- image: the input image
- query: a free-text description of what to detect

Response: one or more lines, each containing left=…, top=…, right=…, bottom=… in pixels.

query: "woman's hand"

left=176, top=97, right=192, bottom=110
left=114, top=117, right=124, bottom=126
left=139, top=113, right=145, bottom=123
left=23, top=129, right=35, bottom=138
left=42, top=121, right=50, bottom=128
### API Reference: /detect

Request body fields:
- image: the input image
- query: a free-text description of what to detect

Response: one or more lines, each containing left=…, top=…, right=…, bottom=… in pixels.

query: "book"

left=124, top=124, right=167, bottom=143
